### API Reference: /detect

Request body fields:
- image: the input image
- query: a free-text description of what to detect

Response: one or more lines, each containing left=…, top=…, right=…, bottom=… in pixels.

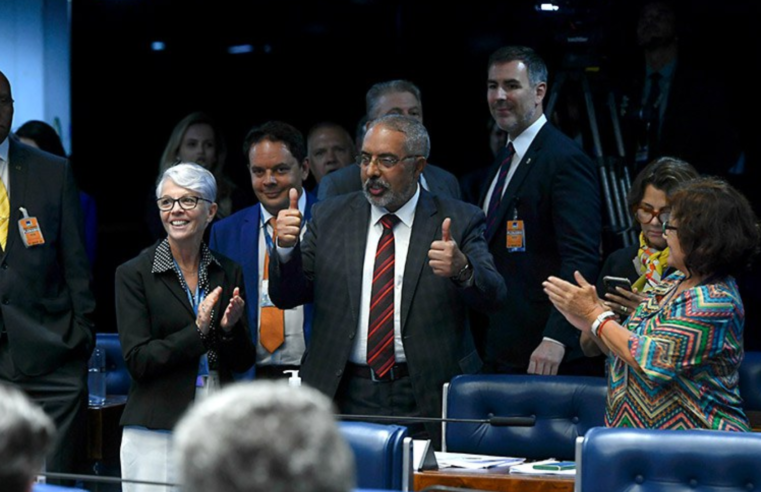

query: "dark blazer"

left=115, top=242, right=256, bottom=430
left=317, top=163, right=462, bottom=201
left=0, top=138, right=95, bottom=376
left=479, top=123, right=601, bottom=371
left=269, top=189, right=506, bottom=436
left=209, top=191, right=317, bottom=376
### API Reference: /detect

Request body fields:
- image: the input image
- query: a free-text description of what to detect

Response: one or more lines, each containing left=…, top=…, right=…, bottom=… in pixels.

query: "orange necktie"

left=0, top=172, right=9, bottom=251
left=260, top=218, right=285, bottom=353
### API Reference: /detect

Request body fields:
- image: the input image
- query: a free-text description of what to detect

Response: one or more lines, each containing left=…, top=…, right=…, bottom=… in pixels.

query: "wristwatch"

left=451, top=262, right=473, bottom=284
left=591, top=311, right=616, bottom=337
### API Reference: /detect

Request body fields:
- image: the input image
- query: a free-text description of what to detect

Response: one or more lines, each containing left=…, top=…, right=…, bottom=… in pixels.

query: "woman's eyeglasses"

left=156, top=195, right=211, bottom=211
left=634, top=205, right=670, bottom=224
left=662, top=220, right=679, bottom=235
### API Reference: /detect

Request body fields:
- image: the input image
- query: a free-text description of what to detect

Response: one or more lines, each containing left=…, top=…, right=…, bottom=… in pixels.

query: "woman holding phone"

left=597, top=157, right=698, bottom=318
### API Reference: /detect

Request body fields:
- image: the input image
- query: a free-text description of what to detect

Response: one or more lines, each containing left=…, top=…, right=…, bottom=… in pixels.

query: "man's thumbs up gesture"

left=275, top=188, right=302, bottom=248
left=428, top=217, right=471, bottom=281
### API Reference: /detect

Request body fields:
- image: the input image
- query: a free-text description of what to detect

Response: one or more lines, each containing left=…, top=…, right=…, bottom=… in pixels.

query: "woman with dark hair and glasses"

left=544, top=178, right=760, bottom=430
left=597, top=157, right=699, bottom=319
left=117, top=163, right=255, bottom=491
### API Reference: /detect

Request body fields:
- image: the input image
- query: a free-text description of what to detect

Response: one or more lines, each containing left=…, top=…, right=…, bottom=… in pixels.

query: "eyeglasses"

left=634, top=205, right=670, bottom=224
left=156, top=195, right=212, bottom=211
left=662, top=220, right=678, bottom=235
left=357, top=153, right=420, bottom=169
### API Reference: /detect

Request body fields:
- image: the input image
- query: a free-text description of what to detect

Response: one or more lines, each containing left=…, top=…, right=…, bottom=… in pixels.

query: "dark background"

left=69, top=0, right=761, bottom=334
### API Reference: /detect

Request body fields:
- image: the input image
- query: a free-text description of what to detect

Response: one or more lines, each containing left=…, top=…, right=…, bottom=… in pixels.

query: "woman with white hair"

left=116, top=163, right=256, bottom=491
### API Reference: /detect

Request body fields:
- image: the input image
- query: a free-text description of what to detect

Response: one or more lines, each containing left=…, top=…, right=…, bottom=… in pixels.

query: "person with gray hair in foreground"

left=0, top=383, right=55, bottom=492
left=174, top=381, right=355, bottom=492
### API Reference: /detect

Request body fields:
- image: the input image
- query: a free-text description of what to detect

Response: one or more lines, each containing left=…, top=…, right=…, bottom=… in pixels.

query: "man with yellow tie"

left=209, top=121, right=315, bottom=380
left=0, top=70, right=95, bottom=477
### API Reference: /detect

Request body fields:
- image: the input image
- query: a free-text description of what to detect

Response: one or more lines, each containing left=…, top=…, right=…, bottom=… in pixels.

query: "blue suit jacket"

left=209, top=191, right=317, bottom=378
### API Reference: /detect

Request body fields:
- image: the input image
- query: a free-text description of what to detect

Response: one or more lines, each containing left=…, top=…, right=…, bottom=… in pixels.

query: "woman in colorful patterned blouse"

left=544, top=178, right=760, bottom=430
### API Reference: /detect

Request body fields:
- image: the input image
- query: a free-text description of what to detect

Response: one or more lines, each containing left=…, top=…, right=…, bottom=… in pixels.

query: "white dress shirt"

left=257, top=192, right=307, bottom=366
left=349, top=185, right=421, bottom=365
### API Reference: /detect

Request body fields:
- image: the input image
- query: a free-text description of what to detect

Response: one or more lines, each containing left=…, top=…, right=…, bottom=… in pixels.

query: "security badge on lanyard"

left=506, top=200, right=525, bottom=253
left=18, top=207, right=45, bottom=247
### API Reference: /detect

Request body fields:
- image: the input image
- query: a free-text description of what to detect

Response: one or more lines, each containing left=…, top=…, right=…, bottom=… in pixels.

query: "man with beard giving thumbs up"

left=269, top=115, right=505, bottom=447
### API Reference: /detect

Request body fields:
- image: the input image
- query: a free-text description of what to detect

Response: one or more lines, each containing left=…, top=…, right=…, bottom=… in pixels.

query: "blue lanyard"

left=173, top=259, right=210, bottom=378
left=173, top=259, right=204, bottom=313
left=261, top=214, right=275, bottom=254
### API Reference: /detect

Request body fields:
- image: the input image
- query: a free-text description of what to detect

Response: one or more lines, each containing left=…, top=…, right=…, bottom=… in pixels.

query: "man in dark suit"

left=615, top=1, right=741, bottom=177
left=0, top=70, right=95, bottom=475
left=210, top=121, right=315, bottom=380
left=479, top=46, right=601, bottom=375
left=318, top=80, right=461, bottom=201
left=271, top=115, right=505, bottom=445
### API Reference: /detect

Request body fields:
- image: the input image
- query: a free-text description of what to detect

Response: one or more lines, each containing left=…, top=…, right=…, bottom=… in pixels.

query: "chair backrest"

left=338, top=421, right=413, bottom=491
left=576, top=426, right=761, bottom=492
left=739, top=351, right=761, bottom=410
left=443, top=374, right=606, bottom=460
left=96, top=333, right=131, bottom=396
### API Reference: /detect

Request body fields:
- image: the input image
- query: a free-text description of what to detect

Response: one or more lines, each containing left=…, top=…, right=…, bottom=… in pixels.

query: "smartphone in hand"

left=603, top=276, right=632, bottom=294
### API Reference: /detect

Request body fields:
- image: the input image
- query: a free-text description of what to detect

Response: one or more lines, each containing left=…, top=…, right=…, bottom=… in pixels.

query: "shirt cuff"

left=542, top=337, right=565, bottom=348
left=276, top=245, right=295, bottom=263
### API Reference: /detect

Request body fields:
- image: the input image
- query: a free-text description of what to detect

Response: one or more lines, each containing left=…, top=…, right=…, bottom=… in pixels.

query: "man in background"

left=306, top=121, right=356, bottom=184
left=478, top=46, right=601, bottom=375
left=210, top=121, right=315, bottom=380
left=0, top=69, right=95, bottom=476
left=319, top=80, right=461, bottom=200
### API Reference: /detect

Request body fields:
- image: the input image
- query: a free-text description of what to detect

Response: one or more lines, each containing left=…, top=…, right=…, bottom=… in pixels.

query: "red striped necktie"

left=367, top=214, right=399, bottom=377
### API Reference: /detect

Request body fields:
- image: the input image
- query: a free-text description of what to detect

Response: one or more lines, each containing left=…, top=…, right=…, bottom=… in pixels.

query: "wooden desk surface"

left=414, top=467, right=574, bottom=492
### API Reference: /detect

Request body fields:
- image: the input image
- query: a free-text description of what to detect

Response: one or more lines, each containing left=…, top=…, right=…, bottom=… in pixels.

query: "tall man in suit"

left=210, top=121, right=314, bottom=380
left=0, top=70, right=95, bottom=474
left=318, top=80, right=462, bottom=200
left=270, top=115, right=505, bottom=445
left=479, top=47, right=601, bottom=375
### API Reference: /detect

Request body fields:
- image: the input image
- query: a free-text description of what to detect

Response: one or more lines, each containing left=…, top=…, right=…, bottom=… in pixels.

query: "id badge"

left=261, top=279, right=275, bottom=307
left=506, top=220, right=526, bottom=252
left=18, top=217, right=45, bottom=247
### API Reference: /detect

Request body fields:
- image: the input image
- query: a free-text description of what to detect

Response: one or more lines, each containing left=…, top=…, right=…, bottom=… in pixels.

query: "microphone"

left=336, top=413, right=536, bottom=427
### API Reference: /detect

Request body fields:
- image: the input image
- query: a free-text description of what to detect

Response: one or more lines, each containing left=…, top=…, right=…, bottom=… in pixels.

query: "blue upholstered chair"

left=442, top=374, right=606, bottom=460
left=338, top=421, right=413, bottom=491
left=739, top=350, right=761, bottom=428
left=576, top=426, right=761, bottom=492
left=95, top=333, right=131, bottom=396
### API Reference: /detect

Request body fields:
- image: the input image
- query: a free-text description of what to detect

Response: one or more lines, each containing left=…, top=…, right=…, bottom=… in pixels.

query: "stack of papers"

left=509, top=459, right=576, bottom=476
left=434, top=452, right=525, bottom=469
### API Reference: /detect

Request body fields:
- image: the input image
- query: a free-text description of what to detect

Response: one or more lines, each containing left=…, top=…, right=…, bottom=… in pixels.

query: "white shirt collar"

left=370, top=184, right=420, bottom=229
left=509, top=113, right=547, bottom=157
left=260, top=190, right=307, bottom=224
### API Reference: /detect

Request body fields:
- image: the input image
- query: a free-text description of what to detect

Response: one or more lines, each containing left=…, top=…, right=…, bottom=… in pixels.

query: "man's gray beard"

left=363, top=176, right=417, bottom=211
